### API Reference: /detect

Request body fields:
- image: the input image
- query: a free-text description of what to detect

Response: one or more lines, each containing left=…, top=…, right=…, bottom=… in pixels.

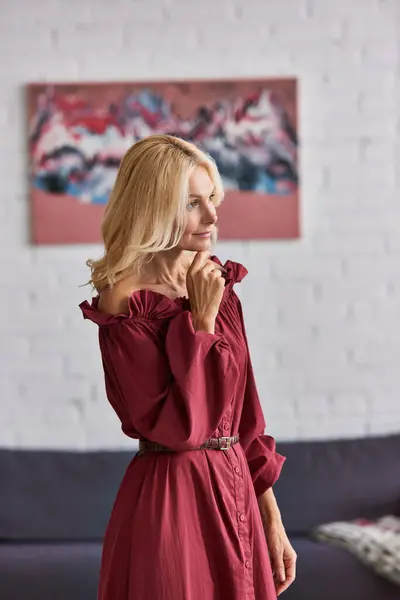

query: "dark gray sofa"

left=273, top=433, right=400, bottom=600
left=1, top=433, right=399, bottom=600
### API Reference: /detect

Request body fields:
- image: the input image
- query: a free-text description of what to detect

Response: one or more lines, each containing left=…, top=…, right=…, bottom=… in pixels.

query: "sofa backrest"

left=2, top=433, right=399, bottom=540
left=273, top=433, right=400, bottom=535
left=0, top=449, right=133, bottom=541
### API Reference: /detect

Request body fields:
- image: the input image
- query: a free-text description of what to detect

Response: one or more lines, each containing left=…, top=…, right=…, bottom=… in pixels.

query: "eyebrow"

left=189, top=189, right=216, bottom=199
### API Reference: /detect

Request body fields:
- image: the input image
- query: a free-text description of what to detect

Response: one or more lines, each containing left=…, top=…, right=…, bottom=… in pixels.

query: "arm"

left=236, top=295, right=286, bottom=498
left=258, top=487, right=282, bottom=524
left=99, top=310, right=240, bottom=451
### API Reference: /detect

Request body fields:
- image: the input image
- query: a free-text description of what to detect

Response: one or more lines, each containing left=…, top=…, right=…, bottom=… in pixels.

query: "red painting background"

left=27, top=78, right=299, bottom=244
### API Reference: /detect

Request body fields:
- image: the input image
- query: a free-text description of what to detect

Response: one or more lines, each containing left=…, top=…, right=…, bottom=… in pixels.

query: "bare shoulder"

left=98, top=279, right=141, bottom=316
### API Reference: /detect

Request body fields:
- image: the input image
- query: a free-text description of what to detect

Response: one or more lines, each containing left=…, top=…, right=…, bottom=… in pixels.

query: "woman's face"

left=177, top=165, right=218, bottom=251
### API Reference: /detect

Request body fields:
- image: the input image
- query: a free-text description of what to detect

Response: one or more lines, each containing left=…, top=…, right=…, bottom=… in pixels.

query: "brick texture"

left=0, top=0, right=399, bottom=447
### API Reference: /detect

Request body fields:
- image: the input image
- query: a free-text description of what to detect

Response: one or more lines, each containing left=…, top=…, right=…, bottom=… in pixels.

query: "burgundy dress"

left=79, top=256, right=286, bottom=600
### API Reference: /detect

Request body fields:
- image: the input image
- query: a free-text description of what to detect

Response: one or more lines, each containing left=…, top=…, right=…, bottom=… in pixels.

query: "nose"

left=203, top=204, right=218, bottom=226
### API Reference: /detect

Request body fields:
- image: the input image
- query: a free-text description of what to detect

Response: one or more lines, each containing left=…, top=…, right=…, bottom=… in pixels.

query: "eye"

left=187, top=200, right=199, bottom=210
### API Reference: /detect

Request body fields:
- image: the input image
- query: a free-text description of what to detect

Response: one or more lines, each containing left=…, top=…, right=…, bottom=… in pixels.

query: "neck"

left=141, top=249, right=195, bottom=290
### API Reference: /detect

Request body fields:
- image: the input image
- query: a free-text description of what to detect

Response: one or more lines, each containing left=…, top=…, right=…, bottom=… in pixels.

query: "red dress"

left=79, top=256, right=286, bottom=600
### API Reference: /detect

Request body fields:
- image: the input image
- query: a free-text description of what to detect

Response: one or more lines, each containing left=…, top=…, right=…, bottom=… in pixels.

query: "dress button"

left=223, top=422, right=230, bottom=430
left=239, top=514, right=246, bottom=522
left=235, top=466, right=241, bottom=475
left=245, top=560, right=251, bottom=569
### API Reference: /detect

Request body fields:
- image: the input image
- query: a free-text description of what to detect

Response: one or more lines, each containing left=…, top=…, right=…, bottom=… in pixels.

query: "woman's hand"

left=186, top=251, right=225, bottom=332
left=263, top=518, right=297, bottom=596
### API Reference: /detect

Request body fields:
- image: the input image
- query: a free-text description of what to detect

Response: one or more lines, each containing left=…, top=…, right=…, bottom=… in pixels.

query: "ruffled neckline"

left=79, top=256, right=248, bottom=326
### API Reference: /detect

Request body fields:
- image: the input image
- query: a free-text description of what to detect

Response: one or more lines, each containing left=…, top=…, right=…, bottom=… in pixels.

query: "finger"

left=275, top=574, right=290, bottom=595
left=284, top=556, right=296, bottom=581
left=201, top=262, right=224, bottom=277
left=188, top=251, right=211, bottom=273
left=275, top=558, right=296, bottom=595
left=276, top=574, right=295, bottom=596
left=208, top=261, right=226, bottom=274
left=273, top=558, right=286, bottom=584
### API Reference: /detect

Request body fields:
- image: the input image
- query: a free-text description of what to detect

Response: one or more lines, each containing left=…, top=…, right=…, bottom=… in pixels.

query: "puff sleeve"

left=80, top=298, right=240, bottom=451
left=236, top=297, right=286, bottom=497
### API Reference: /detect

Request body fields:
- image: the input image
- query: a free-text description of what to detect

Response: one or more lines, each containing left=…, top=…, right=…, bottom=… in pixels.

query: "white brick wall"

left=0, top=0, right=399, bottom=449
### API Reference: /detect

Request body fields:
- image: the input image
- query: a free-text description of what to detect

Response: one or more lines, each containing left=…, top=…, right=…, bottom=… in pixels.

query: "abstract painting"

left=27, top=78, right=299, bottom=244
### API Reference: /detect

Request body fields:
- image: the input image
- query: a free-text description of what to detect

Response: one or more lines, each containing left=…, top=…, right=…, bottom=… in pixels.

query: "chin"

left=178, top=229, right=217, bottom=252
left=179, top=240, right=212, bottom=254
left=195, top=237, right=213, bottom=247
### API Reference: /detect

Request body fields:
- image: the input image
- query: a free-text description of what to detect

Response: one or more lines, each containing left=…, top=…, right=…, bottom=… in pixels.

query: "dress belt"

left=139, top=435, right=240, bottom=453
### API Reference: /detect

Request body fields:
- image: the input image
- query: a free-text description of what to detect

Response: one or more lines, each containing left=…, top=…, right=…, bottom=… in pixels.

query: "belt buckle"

left=219, top=437, right=231, bottom=450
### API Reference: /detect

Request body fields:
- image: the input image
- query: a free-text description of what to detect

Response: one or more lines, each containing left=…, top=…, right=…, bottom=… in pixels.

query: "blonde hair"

left=85, top=134, right=224, bottom=292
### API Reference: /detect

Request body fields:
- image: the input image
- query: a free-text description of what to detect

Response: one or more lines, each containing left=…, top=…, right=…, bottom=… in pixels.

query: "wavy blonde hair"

left=85, top=134, right=224, bottom=292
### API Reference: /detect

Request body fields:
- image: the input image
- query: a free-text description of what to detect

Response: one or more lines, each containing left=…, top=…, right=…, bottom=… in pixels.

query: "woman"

left=80, top=134, right=296, bottom=599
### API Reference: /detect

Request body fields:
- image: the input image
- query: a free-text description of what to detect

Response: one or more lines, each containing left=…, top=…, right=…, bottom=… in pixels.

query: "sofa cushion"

left=282, top=536, right=400, bottom=600
left=273, top=433, right=400, bottom=535
left=0, top=542, right=101, bottom=600
left=0, top=449, right=133, bottom=541
left=311, top=515, right=400, bottom=586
